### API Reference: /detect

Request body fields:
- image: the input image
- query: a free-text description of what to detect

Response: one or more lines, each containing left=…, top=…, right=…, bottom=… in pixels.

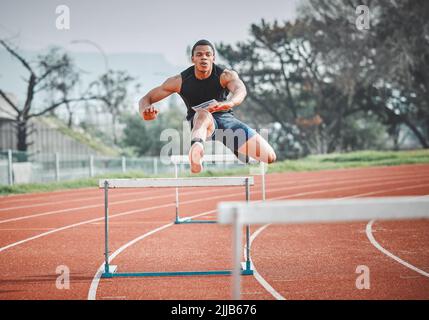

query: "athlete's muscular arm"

left=139, top=75, right=181, bottom=120
left=208, top=69, right=247, bottom=113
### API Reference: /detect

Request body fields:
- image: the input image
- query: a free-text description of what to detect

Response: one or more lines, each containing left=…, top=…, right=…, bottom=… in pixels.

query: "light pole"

left=70, top=39, right=109, bottom=72
left=69, top=39, right=110, bottom=131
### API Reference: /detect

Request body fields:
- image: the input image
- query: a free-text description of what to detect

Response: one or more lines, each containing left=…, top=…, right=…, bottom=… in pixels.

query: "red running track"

left=0, top=164, right=428, bottom=300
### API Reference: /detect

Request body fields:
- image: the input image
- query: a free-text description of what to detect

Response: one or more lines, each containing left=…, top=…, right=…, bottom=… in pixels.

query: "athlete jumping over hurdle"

left=139, top=39, right=276, bottom=173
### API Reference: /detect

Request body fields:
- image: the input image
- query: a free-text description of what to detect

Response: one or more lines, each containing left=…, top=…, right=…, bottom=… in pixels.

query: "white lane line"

left=0, top=187, right=98, bottom=203
left=267, top=179, right=429, bottom=202
left=0, top=216, right=117, bottom=254
left=0, top=185, right=242, bottom=224
left=0, top=172, right=426, bottom=298
left=0, top=188, right=262, bottom=253
left=0, top=228, right=55, bottom=231
left=339, top=183, right=429, bottom=198
left=0, top=189, right=159, bottom=212
left=0, top=175, right=345, bottom=211
left=3, top=172, right=428, bottom=224
left=90, top=221, right=172, bottom=225
left=87, top=209, right=216, bottom=300
left=339, top=182, right=429, bottom=281
left=0, top=170, right=423, bottom=297
left=0, top=203, right=102, bottom=225
left=248, top=224, right=286, bottom=300
left=2, top=170, right=428, bottom=211
left=2, top=174, right=429, bottom=254
left=240, top=188, right=319, bottom=301
left=92, top=175, right=420, bottom=300
left=92, top=175, right=426, bottom=300
left=2, top=163, right=428, bottom=205
left=366, top=219, right=429, bottom=278
left=248, top=185, right=429, bottom=300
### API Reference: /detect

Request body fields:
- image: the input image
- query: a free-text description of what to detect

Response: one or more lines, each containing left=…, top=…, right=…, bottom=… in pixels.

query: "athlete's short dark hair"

left=191, top=39, right=215, bottom=56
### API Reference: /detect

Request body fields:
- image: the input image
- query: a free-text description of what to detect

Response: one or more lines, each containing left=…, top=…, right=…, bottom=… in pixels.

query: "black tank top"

left=179, top=64, right=230, bottom=120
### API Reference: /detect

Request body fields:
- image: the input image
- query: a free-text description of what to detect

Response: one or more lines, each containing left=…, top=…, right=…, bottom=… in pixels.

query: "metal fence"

left=0, top=149, right=249, bottom=186
left=0, top=149, right=169, bottom=185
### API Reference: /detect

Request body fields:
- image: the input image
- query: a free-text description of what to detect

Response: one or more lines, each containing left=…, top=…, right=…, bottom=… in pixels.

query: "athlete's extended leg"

left=237, top=133, right=276, bottom=164
left=189, top=109, right=215, bottom=173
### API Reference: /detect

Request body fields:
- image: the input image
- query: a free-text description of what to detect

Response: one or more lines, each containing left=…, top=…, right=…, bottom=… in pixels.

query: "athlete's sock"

left=191, top=138, right=204, bottom=146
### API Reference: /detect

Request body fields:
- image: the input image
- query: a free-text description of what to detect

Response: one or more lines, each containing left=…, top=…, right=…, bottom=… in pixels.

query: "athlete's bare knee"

left=195, top=109, right=211, bottom=119
left=265, top=143, right=276, bottom=163
left=259, top=144, right=276, bottom=164
left=267, top=150, right=277, bottom=164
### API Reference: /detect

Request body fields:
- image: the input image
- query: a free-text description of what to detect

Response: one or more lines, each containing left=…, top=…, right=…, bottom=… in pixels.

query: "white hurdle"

left=171, top=154, right=266, bottom=224
left=217, top=196, right=429, bottom=299
left=99, top=176, right=255, bottom=278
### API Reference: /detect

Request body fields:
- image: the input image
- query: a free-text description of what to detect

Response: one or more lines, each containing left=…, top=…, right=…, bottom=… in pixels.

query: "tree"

left=300, top=0, right=429, bottom=148
left=217, top=0, right=428, bottom=157
left=42, top=48, right=81, bottom=128
left=0, top=40, right=96, bottom=151
left=121, top=103, right=185, bottom=156
left=90, top=70, right=138, bottom=145
left=217, top=20, right=356, bottom=156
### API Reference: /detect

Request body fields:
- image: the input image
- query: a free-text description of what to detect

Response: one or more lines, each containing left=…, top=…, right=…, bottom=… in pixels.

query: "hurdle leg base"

left=241, top=262, right=254, bottom=275
left=102, top=270, right=253, bottom=277
left=101, top=265, right=118, bottom=278
left=174, top=217, right=191, bottom=224
left=175, top=217, right=217, bottom=224
left=99, top=263, right=253, bottom=278
left=103, top=270, right=232, bottom=277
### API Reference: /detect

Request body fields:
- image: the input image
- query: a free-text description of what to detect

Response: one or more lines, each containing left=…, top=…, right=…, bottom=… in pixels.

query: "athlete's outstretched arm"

left=138, top=75, right=181, bottom=120
left=208, top=70, right=247, bottom=112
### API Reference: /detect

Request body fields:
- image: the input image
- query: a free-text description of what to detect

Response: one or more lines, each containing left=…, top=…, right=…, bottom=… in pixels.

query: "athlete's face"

left=192, top=45, right=215, bottom=72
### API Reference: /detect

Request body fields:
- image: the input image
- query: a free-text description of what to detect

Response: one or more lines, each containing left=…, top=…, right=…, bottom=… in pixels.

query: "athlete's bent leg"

left=237, top=133, right=276, bottom=164
left=189, top=110, right=215, bottom=173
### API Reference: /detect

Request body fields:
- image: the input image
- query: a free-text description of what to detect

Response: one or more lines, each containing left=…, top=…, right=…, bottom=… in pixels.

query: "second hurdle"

left=170, top=154, right=266, bottom=224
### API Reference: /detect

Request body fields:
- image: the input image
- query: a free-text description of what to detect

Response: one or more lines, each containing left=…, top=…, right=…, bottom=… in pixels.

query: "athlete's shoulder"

left=162, top=74, right=182, bottom=93
left=221, top=68, right=239, bottom=80
left=220, top=68, right=240, bottom=87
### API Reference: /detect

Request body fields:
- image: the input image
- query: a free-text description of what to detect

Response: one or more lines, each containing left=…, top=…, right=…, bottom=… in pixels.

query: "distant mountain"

left=72, top=51, right=186, bottom=91
left=0, top=48, right=187, bottom=107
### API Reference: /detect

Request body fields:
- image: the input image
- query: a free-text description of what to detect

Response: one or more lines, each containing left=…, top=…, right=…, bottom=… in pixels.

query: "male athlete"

left=139, top=39, right=276, bottom=173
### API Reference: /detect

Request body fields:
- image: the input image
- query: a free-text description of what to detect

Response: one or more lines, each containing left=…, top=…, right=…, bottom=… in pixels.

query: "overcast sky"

left=0, top=0, right=298, bottom=66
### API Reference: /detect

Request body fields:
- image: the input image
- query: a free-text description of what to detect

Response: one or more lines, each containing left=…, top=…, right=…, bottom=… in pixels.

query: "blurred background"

left=0, top=0, right=428, bottom=186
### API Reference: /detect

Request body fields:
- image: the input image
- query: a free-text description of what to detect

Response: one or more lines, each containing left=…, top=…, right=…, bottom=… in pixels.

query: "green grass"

left=270, top=149, right=429, bottom=172
left=1, top=149, right=428, bottom=196
left=0, top=171, right=159, bottom=196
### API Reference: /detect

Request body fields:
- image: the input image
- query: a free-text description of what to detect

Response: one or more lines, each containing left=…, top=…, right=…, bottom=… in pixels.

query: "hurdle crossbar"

left=170, top=154, right=265, bottom=224
left=100, top=177, right=254, bottom=278
left=171, top=154, right=254, bottom=164
left=217, top=196, right=429, bottom=299
left=98, top=177, right=253, bottom=188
